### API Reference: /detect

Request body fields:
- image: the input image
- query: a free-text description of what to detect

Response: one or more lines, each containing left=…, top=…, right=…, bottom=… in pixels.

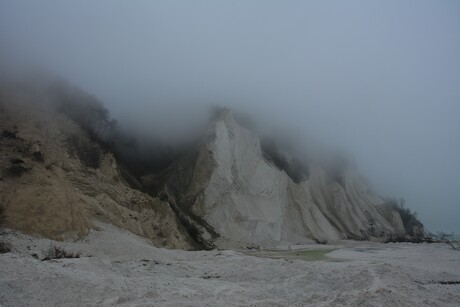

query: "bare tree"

left=429, top=232, right=459, bottom=250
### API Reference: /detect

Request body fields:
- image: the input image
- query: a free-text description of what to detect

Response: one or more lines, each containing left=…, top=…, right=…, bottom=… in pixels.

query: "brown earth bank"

left=0, top=85, right=194, bottom=249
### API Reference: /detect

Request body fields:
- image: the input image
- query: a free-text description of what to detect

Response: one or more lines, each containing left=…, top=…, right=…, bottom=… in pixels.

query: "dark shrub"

left=66, top=135, right=102, bottom=169
left=386, top=198, right=424, bottom=239
left=6, top=164, right=30, bottom=177
left=0, top=204, right=5, bottom=230
left=324, top=153, right=350, bottom=188
left=1, top=130, right=16, bottom=139
left=48, top=79, right=192, bottom=178
left=261, top=138, right=309, bottom=183
left=48, top=80, right=115, bottom=141
left=10, top=158, right=24, bottom=164
left=0, top=241, right=11, bottom=254
left=0, top=205, right=9, bottom=252
left=42, top=245, right=80, bottom=261
left=32, top=151, right=45, bottom=162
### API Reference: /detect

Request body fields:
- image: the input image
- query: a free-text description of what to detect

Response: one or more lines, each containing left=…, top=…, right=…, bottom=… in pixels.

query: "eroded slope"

left=0, top=86, right=193, bottom=249
left=151, top=109, right=408, bottom=246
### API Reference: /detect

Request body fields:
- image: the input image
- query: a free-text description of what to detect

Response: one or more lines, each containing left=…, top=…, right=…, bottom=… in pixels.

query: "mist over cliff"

left=1, top=0, right=459, bottom=233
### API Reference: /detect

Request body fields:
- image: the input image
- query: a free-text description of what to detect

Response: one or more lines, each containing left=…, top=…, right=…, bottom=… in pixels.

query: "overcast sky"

left=1, top=0, right=459, bottom=232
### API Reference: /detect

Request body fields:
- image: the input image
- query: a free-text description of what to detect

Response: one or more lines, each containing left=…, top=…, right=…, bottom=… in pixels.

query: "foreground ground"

left=1, top=223, right=459, bottom=306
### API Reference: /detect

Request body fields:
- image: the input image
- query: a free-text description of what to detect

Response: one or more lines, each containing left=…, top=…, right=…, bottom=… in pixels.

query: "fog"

left=1, top=1, right=459, bottom=233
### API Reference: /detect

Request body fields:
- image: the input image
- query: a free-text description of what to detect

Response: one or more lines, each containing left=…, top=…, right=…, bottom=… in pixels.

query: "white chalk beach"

left=1, top=222, right=459, bottom=306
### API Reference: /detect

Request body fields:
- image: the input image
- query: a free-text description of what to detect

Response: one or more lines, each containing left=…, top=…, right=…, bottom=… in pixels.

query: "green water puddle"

left=244, top=248, right=343, bottom=262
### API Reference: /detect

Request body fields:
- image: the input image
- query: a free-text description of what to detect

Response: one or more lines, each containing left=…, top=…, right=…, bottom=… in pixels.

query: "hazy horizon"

left=1, top=0, right=459, bottom=233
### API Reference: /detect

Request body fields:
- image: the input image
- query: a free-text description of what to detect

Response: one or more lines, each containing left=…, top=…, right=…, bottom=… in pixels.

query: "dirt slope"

left=0, top=86, right=193, bottom=249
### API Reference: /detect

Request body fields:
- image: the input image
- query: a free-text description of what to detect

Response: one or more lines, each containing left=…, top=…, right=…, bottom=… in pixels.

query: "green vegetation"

left=261, top=138, right=309, bottom=183
left=0, top=241, right=11, bottom=254
left=323, top=152, right=350, bottom=188
left=0, top=204, right=11, bottom=253
left=0, top=203, right=5, bottom=229
left=66, top=135, right=102, bottom=169
left=49, top=79, right=117, bottom=143
left=384, top=197, right=425, bottom=242
left=387, top=198, right=423, bottom=236
left=48, top=80, right=184, bottom=176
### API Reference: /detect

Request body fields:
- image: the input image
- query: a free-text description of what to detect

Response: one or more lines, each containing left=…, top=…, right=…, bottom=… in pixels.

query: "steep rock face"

left=155, top=109, right=405, bottom=246
left=0, top=87, right=194, bottom=249
left=376, top=204, right=406, bottom=234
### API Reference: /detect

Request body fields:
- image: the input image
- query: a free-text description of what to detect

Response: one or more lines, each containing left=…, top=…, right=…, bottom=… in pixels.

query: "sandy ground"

left=1, top=223, right=459, bottom=306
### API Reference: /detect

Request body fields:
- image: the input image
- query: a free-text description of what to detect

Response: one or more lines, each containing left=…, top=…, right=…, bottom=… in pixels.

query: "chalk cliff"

left=146, top=109, right=407, bottom=247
